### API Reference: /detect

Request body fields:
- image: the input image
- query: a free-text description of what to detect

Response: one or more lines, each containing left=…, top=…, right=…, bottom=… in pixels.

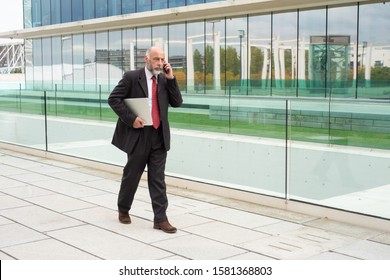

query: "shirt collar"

left=145, top=67, right=157, bottom=80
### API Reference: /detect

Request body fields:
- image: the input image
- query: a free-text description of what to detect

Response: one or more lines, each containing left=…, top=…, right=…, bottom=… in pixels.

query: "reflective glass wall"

left=26, top=0, right=224, bottom=27
left=25, top=2, right=390, bottom=101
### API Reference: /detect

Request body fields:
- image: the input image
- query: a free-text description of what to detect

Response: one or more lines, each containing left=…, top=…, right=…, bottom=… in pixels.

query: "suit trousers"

left=117, top=126, right=168, bottom=223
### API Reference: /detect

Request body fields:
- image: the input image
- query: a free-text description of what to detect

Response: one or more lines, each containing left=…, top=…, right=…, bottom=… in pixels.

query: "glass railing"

left=1, top=86, right=389, bottom=220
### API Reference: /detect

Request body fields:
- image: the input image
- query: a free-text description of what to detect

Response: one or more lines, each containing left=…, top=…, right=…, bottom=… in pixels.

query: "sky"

left=0, top=0, right=23, bottom=42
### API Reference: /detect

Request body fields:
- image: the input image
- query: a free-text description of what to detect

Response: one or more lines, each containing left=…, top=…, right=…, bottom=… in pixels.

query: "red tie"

left=151, top=76, right=160, bottom=129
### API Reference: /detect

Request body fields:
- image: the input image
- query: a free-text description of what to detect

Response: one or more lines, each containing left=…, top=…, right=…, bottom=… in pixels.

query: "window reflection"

left=52, top=37, right=62, bottom=87
left=136, top=27, right=152, bottom=69
left=84, top=33, right=96, bottom=91
left=73, top=34, right=84, bottom=91
left=122, top=28, right=136, bottom=72
left=42, top=38, right=52, bottom=89
left=226, top=17, right=247, bottom=94
left=33, top=39, right=43, bottom=89
left=109, top=30, right=123, bottom=89
left=169, top=23, right=186, bottom=89
left=272, top=12, right=297, bottom=97
left=298, top=8, right=327, bottom=96
left=96, top=32, right=109, bottom=91
left=249, top=14, right=271, bottom=95
left=62, top=35, right=73, bottom=90
left=187, top=21, right=205, bottom=94
left=358, top=2, right=390, bottom=98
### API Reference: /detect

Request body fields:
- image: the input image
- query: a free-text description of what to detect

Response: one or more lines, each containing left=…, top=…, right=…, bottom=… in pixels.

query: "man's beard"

left=147, top=61, right=161, bottom=75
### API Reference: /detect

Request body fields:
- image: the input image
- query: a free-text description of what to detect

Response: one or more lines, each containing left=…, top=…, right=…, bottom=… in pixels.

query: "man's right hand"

left=133, top=117, right=145, bottom=128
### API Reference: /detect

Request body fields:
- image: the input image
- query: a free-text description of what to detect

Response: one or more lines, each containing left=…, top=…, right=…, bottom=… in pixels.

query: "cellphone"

left=163, top=63, right=169, bottom=74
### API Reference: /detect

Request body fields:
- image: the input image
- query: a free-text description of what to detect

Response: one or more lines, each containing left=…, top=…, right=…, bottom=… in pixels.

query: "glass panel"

left=108, top=30, right=123, bottom=90
left=298, top=7, right=327, bottom=97
left=168, top=23, right=186, bottom=92
left=51, top=0, right=61, bottom=24
left=169, top=0, right=184, bottom=8
left=31, top=0, right=41, bottom=27
left=61, top=0, right=72, bottom=23
left=96, top=0, right=108, bottom=18
left=226, top=17, right=247, bottom=95
left=72, top=0, right=83, bottom=21
left=137, top=0, right=151, bottom=12
left=122, top=28, right=136, bottom=72
left=25, top=39, right=33, bottom=89
left=188, top=0, right=203, bottom=5
left=42, top=37, right=53, bottom=90
left=289, top=98, right=390, bottom=219
left=327, top=5, right=357, bottom=98
left=249, top=14, right=271, bottom=96
left=62, top=35, right=73, bottom=90
left=135, top=27, right=151, bottom=69
left=0, top=89, right=46, bottom=149
left=96, top=31, right=109, bottom=91
left=152, top=25, right=167, bottom=50
left=84, top=33, right=96, bottom=91
left=153, top=0, right=167, bottom=10
left=108, top=0, right=122, bottom=16
left=84, top=0, right=95, bottom=20
left=33, top=39, right=43, bottom=90
left=24, top=0, right=32, bottom=28
left=187, top=21, right=205, bottom=94
left=41, top=0, right=51, bottom=26
left=358, top=2, right=390, bottom=99
left=122, top=0, right=135, bottom=14
left=52, top=37, right=62, bottom=88
left=272, top=11, right=297, bottom=97
left=205, top=19, right=223, bottom=94
left=73, top=34, right=84, bottom=91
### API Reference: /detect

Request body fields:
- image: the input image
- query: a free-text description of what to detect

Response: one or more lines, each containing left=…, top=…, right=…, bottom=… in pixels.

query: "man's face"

left=145, top=48, right=165, bottom=75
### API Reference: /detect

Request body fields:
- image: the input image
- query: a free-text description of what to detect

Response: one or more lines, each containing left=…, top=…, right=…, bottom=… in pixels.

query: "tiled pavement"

left=1, top=147, right=390, bottom=260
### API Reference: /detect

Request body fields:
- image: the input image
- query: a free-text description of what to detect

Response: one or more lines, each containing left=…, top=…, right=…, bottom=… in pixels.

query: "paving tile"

left=0, top=176, right=28, bottom=189
left=0, top=251, right=15, bottom=260
left=0, top=223, right=47, bottom=248
left=255, top=220, right=304, bottom=235
left=225, top=252, right=275, bottom=260
left=80, top=178, right=120, bottom=194
left=306, top=251, right=359, bottom=260
left=0, top=165, right=26, bottom=176
left=0, top=205, right=85, bottom=232
left=152, top=234, right=247, bottom=260
left=1, top=185, right=54, bottom=198
left=194, top=206, right=280, bottom=229
left=334, top=240, right=390, bottom=259
left=26, top=194, right=96, bottom=213
left=65, top=206, right=187, bottom=244
left=304, top=218, right=382, bottom=239
left=79, top=193, right=117, bottom=210
left=369, top=232, right=390, bottom=245
left=48, top=170, right=104, bottom=183
left=171, top=213, right=214, bottom=229
left=30, top=178, right=107, bottom=198
left=3, top=239, right=100, bottom=260
left=48, top=224, right=173, bottom=259
left=239, top=235, right=324, bottom=260
left=0, top=195, right=31, bottom=210
left=0, top=216, right=14, bottom=226
left=184, top=221, right=269, bottom=245
left=7, top=172, right=55, bottom=183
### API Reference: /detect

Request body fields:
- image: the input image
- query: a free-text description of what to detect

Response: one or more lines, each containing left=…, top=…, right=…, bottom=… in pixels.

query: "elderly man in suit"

left=108, top=46, right=183, bottom=233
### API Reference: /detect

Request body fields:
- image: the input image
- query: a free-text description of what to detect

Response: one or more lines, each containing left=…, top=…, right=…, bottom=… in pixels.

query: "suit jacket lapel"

left=138, top=70, right=148, bottom=97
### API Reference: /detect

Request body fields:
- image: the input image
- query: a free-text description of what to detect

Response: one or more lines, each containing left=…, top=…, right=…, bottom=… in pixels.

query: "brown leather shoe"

left=153, top=220, right=177, bottom=233
left=118, top=211, right=131, bottom=224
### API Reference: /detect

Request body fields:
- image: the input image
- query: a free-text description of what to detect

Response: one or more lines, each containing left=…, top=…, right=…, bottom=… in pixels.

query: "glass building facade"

left=1, top=0, right=390, bottom=221
left=23, top=0, right=390, bottom=100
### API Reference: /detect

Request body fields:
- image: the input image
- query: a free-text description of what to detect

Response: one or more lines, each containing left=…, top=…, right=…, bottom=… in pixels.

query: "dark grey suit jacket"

left=108, top=68, right=183, bottom=153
